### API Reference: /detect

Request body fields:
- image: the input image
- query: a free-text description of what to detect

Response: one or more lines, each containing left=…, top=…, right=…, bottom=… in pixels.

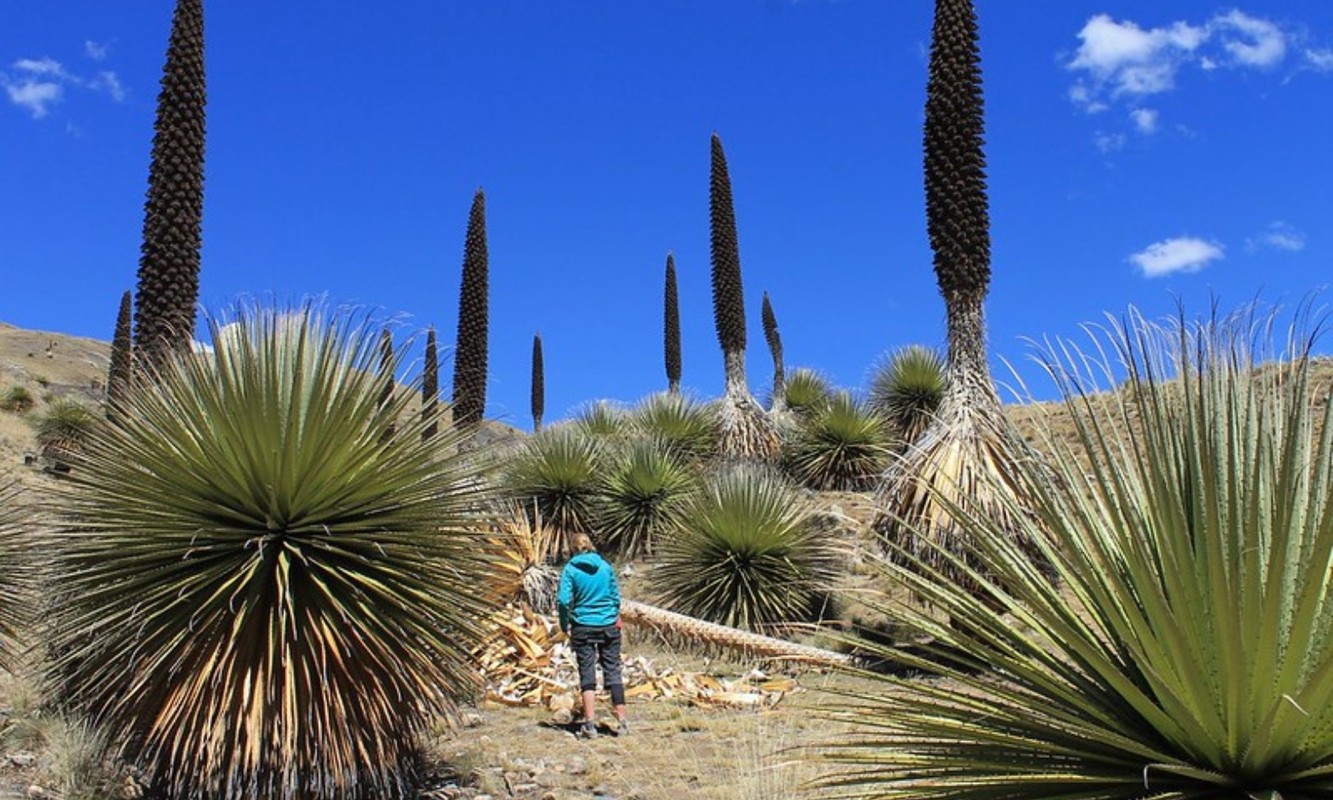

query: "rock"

left=26, top=786, right=45, bottom=798
left=10, top=752, right=36, bottom=767
left=460, top=711, right=484, bottom=728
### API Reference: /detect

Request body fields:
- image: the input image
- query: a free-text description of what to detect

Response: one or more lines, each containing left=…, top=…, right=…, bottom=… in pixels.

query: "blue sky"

left=2, top=2, right=1330, bottom=430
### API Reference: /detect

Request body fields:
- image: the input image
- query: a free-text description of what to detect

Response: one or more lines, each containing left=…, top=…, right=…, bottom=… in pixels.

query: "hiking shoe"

left=577, top=722, right=598, bottom=740
left=616, top=720, right=630, bottom=737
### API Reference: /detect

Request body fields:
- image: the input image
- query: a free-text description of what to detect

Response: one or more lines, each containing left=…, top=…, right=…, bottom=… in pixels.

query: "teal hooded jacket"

left=557, top=551, right=621, bottom=632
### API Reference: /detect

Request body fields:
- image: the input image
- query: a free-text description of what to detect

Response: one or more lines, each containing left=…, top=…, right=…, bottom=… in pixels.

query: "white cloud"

left=1215, top=10, right=1286, bottom=67
left=1247, top=221, right=1306, bottom=253
left=1068, top=15, right=1205, bottom=105
left=1130, top=107, right=1158, bottom=133
left=93, top=71, right=125, bottom=102
left=1130, top=237, right=1224, bottom=278
left=14, top=56, right=72, bottom=79
left=1093, top=131, right=1126, bottom=153
left=1067, top=9, right=1304, bottom=120
left=3, top=79, right=62, bottom=118
left=84, top=40, right=110, bottom=61
left=1307, top=48, right=1333, bottom=71
left=3, top=51, right=126, bottom=119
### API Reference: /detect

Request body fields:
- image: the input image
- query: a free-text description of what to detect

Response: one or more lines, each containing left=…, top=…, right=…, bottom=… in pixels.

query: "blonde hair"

left=571, top=533, right=596, bottom=554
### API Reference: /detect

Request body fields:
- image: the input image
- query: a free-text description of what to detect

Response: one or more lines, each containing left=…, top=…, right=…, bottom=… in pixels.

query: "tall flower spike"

left=133, top=0, right=206, bottom=370
left=452, top=189, right=489, bottom=432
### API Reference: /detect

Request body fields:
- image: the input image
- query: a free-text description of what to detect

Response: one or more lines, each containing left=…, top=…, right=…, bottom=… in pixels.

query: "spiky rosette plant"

left=106, top=291, right=133, bottom=421
left=502, top=426, right=604, bottom=555
left=531, top=333, right=544, bottom=433
left=709, top=133, right=781, bottom=463
left=133, top=0, right=206, bottom=370
left=872, top=0, right=1040, bottom=582
left=594, top=439, right=697, bottom=558
left=630, top=392, right=717, bottom=465
left=0, top=484, right=32, bottom=671
left=664, top=252, right=682, bottom=395
left=651, top=467, right=839, bottom=631
left=422, top=327, right=439, bottom=440
left=813, top=307, right=1333, bottom=800
left=783, top=367, right=834, bottom=418
left=573, top=400, right=630, bottom=443
left=868, top=344, right=946, bottom=447
left=784, top=391, right=892, bottom=491
left=761, top=291, right=787, bottom=414
left=36, top=399, right=100, bottom=462
left=45, top=305, right=499, bottom=800
left=452, top=188, right=489, bottom=433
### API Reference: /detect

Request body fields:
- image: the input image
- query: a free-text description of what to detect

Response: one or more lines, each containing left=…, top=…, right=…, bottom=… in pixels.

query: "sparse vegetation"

left=0, top=0, right=1326, bottom=794
left=0, top=386, right=34, bottom=414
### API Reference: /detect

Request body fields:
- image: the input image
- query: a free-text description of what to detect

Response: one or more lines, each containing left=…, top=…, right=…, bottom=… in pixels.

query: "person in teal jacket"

left=558, top=533, right=628, bottom=739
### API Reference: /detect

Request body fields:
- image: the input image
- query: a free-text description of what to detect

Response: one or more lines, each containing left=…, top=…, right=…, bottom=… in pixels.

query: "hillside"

left=0, top=322, right=525, bottom=482
left=5, top=320, right=1330, bottom=485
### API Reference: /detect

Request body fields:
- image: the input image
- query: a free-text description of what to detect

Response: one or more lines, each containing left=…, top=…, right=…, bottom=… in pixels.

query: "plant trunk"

left=621, top=600, right=850, bottom=666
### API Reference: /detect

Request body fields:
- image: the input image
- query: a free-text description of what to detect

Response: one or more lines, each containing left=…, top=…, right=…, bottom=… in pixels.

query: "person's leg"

left=571, top=626, right=598, bottom=736
left=599, top=625, right=627, bottom=731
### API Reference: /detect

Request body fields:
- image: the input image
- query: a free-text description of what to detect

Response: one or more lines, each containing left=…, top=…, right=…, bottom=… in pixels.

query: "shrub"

left=46, top=306, right=499, bottom=800
left=781, top=368, right=833, bottom=418
left=503, top=426, right=603, bottom=553
left=1, top=386, right=34, bottom=413
left=867, top=343, right=945, bottom=446
left=35, top=398, right=99, bottom=458
left=784, top=391, right=892, bottom=491
left=813, top=307, right=1333, bottom=799
left=594, top=439, right=696, bottom=558
left=650, top=467, right=839, bottom=631
left=630, top=392, right=716, bottom=464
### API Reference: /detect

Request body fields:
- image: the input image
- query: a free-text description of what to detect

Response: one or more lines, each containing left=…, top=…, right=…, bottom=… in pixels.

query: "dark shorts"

left=570, top=623, right=623, bottom=692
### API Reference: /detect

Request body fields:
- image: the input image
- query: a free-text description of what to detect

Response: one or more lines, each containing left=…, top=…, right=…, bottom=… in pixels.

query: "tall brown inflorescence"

left=133, top=0, right=206, bottom=371
left=664, top=252, right=682, bottom=395
left=531, top=333, right=544, bottom=433
left=761, top=291, right=785, bottom=411
left=106, top=291, right=134, bottom=421
left=709, top=133, right=747, bottom=392
left=422, top=327, right=439, bottom=441
left=452, top=189, right=489, bottom=432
